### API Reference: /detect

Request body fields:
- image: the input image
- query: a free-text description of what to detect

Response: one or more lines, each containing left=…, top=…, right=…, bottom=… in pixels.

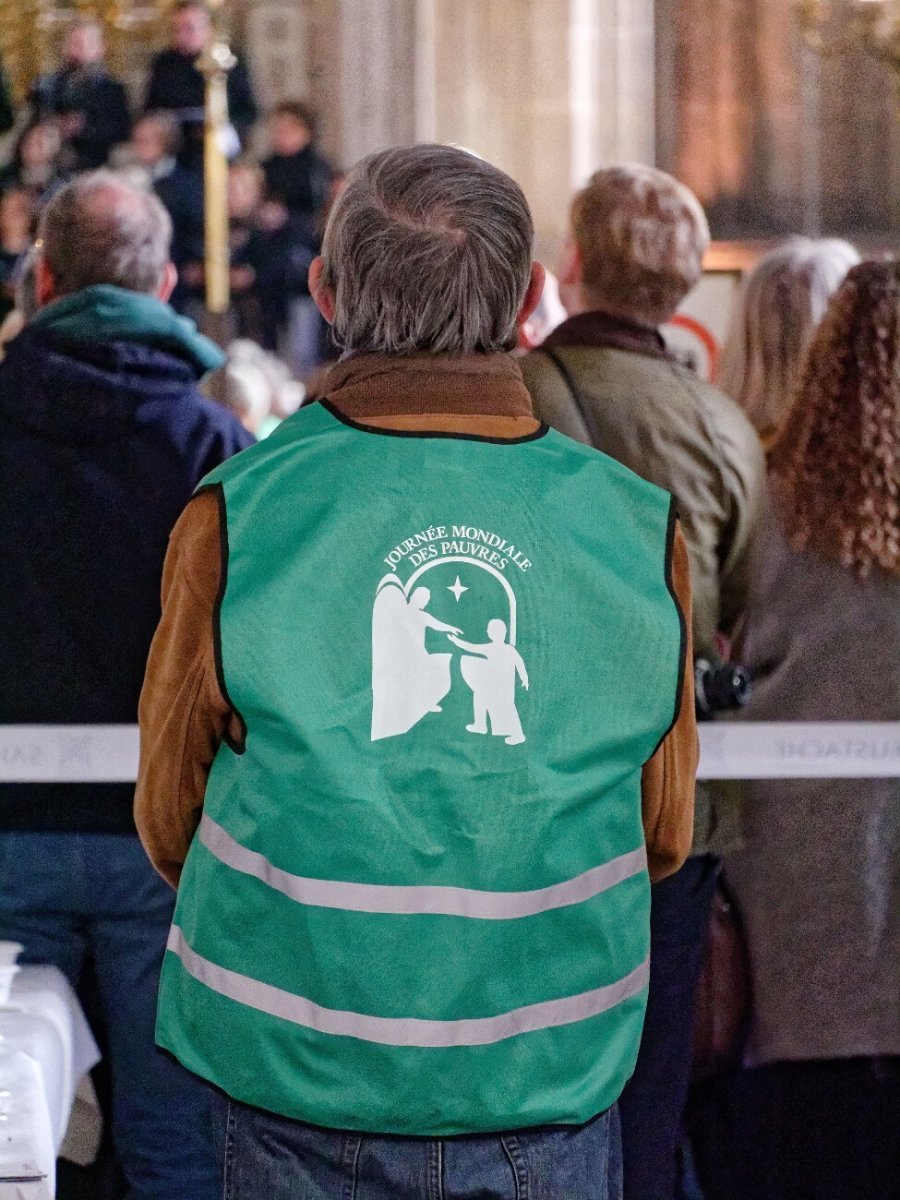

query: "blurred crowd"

left=0, top=1, right=340, bottom=411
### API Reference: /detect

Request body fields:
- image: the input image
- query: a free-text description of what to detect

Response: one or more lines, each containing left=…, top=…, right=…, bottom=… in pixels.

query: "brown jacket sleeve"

left=135, top=490, right=239, bottom=888
left=641, top=523, right=698, bottom=882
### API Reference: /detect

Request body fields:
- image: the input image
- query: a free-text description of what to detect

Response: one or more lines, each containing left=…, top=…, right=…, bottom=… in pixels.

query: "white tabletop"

left=0, top=967, right=100, bottom=1198
left=0, top=1046, right=54, bottom=1196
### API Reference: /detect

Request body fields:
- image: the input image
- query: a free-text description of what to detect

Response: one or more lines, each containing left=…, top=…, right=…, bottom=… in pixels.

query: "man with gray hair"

left=521, top=165, right=766, bottom=1200
left=137, top=144, right=697, bottom=1199
left=0, top=170, right=250, bottom=1198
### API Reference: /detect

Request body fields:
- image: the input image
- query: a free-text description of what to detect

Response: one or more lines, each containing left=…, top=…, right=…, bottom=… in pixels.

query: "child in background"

left=261, top=101, right=333, bottom=228
left=0, top=121, right=67, bottom=206
left=182, top=161, right=317, bottom=355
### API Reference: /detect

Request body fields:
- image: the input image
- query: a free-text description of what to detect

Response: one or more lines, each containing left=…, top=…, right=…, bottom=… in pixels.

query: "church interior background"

left=1, top=0, right=897, bottom=260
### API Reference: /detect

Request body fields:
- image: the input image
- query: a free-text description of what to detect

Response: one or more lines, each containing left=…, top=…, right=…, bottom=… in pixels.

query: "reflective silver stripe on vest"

left=198, top=813, right=646, bottom=919
left=167, top=925, right=649, bottom=1047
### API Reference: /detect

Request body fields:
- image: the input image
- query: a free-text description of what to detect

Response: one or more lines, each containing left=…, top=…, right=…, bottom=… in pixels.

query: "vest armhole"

left=649, top=495, right=688, bottom=758
left=195, top=482, right=248, bottom=755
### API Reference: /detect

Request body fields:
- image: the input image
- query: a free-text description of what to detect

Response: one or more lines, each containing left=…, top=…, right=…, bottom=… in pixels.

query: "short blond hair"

left=571, top=164, right=709, bottom=326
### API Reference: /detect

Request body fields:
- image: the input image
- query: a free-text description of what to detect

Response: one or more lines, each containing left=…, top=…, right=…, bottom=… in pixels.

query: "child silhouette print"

left=449, top=620, right=529, bottom=745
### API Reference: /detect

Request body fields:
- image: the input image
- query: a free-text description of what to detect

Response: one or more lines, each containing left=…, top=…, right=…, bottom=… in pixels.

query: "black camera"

left=694, top=658, right=751, bottom=719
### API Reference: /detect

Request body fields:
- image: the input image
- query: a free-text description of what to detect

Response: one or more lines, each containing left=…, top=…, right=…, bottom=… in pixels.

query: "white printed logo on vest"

left=372, top=524, right=532, bottom=744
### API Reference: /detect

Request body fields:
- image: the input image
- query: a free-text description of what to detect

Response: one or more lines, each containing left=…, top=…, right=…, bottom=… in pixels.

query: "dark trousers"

left=696, top=1059, right=900, bottom=1200
left=618, top=854, right=720, bottom=1200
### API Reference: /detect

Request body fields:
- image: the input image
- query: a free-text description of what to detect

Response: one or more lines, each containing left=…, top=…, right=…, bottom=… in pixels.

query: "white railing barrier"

left=0, top=723, right=898, bottom=783
left=0, top=726, right=140, bottom=785
left=695, top=722, right=899, bottom=780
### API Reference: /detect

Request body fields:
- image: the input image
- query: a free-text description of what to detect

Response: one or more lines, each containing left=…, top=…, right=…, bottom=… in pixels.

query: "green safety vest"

left=157, top=398, right=686, bottom=1135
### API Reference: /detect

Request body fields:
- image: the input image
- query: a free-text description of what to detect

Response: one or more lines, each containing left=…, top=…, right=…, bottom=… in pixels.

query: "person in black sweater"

left=261, top=100, right=334, bottom=227
left=30, top=20, right=130, bottom=170
left=144, top=0, right=257, bottom=167
left=126, top=112, right=206, bottom=311
left=181, top=161, right=316, bottom=349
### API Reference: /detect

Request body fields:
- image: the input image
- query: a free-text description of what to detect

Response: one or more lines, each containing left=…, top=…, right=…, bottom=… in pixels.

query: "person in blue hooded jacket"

left=0, top=170, right=251, bottom=1199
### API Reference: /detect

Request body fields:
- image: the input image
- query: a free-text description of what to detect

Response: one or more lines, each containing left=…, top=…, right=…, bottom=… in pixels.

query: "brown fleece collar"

left=318, top=352, right=535, bottom=420
left=543, top=311, right=673, bottom=361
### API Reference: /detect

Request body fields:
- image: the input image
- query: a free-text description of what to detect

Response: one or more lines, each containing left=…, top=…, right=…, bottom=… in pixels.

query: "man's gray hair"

left=320, top=144, right=534, bottom=355
left=40, top=170, right=173, bottom=297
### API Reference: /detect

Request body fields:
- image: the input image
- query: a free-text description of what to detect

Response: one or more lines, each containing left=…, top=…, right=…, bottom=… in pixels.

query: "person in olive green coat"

left=521, top=164, right=765, bottom=1200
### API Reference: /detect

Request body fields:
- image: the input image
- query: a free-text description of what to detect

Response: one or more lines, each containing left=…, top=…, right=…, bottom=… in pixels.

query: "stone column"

left=576, top=0, right=656, bottom=176
left=242, top=1, right=316, bottom=116
left=242, top=0, right=658, bottom=253
left=241, top=0, right=416, bottom=165
left=332, top=0, right=417, bottom=166
left=414, top=0, right=657, bottom=256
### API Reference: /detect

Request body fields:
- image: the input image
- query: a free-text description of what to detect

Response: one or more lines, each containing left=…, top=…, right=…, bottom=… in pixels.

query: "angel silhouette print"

left=371, top=577, right=462, bottom=740
left=449, top=619, right=529, bottom=745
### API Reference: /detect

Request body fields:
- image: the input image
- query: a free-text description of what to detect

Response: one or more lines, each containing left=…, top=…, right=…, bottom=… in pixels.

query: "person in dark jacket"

left=0, top=170, right=251, bottom=1200
left=226, top=161, right=317, bottom=349
left=521, top=165, right=765, bottom=1200
left=261, top=100, right=334, bottom=225
left=144, top=0, right=257, bottom=166
left=126, top=111, right=206, bottom=311
left=181, top=161, right=316, bottom=348
left=30, top=20, right=131, bottom=170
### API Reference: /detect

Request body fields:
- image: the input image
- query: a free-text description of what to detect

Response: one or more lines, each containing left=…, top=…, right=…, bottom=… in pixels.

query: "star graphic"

left=448, top=576, right=469, bottom=602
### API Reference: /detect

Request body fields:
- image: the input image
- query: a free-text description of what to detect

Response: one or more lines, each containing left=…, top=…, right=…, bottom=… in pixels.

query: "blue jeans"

left=0, top=831, right=218, bottom=1200
left=211, top=1090, right=622, bottom=1200
left=618, top=854, right=720, bottom=1200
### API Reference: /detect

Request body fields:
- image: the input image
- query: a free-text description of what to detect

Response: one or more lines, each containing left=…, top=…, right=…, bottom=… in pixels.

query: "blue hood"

left=0, top=298, right=226, bottom=444
left=29, top=285, right=225, bottom=375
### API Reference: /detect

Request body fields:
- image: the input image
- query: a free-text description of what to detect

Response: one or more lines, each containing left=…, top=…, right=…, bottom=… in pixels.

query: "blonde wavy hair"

left=718, top=238, right=860, bottom=448
left=773, top=261, right=900, bottom=579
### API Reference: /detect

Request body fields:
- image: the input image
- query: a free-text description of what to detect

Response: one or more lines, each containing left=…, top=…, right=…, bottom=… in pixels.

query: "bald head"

left=64, top=20, right=105, bottom=68
left=39, top=170, right=174, bottom=299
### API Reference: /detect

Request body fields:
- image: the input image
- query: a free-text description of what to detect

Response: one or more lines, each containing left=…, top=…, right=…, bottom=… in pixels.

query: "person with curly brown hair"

left=720, top=260, right=900, bottom=1200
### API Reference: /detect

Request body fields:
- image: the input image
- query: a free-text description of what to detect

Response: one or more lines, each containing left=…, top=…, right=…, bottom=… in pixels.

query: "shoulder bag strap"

left=539, top=347, right=605, bottom=452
